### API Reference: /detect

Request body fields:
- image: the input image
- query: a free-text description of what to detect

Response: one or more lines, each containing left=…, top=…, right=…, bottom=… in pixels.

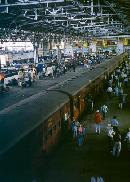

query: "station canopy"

left=0, top=0, right=130, bottom=42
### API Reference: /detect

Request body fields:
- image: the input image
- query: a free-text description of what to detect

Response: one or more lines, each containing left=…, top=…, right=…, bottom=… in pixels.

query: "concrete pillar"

left=108, top=16, right=110, bottom=24
left=34, top=42, right=38, bottom=65
left=56, top=45, right=61, bottom=63
left=34, top=10, right=38, bottom=20
left=48, top=38, right=53, bottom=57
left=91, top=0, right=94, bottom=15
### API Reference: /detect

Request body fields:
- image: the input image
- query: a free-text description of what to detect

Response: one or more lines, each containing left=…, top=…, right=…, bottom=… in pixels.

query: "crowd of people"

left=82, top=52, right=113, bottom=68
left=106, top=118, right=130, bottom=157
left=106, top=61, right=129, bottom=109
left=95, top=60, right=130, bottom=157
left=99, top=60, right=130, bottom=157
left=0, top=51, right=116, bottom=91
left=69, top=59, right=130, bottom=159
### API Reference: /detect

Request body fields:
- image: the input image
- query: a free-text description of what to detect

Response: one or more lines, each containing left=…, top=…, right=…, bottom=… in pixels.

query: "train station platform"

left=32, top=76, right=130, bottom=182
left=0, top=54, right=129, bottom=182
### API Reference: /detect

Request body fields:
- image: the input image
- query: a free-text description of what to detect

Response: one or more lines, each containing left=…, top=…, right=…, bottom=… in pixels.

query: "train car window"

left=48, top=128, right=52, bottom=137
left=53, top=125, right=57, bottom=131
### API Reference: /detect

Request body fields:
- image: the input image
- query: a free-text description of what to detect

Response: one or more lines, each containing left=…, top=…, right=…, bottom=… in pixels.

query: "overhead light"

left=18, top=0, right=29, bottom=2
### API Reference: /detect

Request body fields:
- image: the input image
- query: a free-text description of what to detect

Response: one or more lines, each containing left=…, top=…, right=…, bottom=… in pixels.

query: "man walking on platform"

left=100, top=104, right=108, bottom=119
left=95, top=110, right=102, bottom=134
left=112, top=128, right=121, bottom=157
left=111, top=116, right=119, bottom=130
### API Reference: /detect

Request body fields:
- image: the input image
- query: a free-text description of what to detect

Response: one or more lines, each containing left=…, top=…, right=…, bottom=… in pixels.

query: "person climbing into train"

left=95, top=110, right=102, bottom=134
left=85, top=94, right=94, bottom=112
left=64, top=113, right=70, bottom=129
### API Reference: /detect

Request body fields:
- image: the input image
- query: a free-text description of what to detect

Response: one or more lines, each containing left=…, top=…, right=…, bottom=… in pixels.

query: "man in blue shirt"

left=111, top=116, right=119, bottom=129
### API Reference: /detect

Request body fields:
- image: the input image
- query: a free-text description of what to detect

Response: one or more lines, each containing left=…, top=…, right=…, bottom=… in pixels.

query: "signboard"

left=64, top=45, right=74, bottom=57
left=83, top=42, right=88, bottom=48
left=0, top=54, right=8, bottom=66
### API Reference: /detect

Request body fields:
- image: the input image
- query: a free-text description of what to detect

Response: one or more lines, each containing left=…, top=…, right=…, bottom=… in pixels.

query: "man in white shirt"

left=125, top=128, right=130, bottom=142
left=107, top=86, right=113, bottom=98
left=100, top=104, right=108, bottom=119
left=124, top=128, right=130, bottom=151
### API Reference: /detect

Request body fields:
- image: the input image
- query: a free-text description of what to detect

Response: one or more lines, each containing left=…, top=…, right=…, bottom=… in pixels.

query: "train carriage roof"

left=0, top=90, right=69, bottom=155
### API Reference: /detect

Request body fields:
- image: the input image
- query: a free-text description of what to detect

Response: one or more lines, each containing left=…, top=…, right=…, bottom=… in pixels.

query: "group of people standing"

left=18, top=67, right=36, bottom=87
left=71, top=119, right=87, bottom=146
left=94, top=108, right=130, bottom=157
left=107, top=118, right=130, bottom=157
